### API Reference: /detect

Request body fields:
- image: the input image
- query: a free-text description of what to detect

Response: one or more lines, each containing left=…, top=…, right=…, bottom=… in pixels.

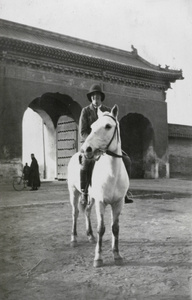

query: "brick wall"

left=168, top=124, right=192, bottom=178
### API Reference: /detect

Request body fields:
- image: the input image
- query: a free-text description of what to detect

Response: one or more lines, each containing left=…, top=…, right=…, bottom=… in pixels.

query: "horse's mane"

left=102, top=111, right=112, bottom=117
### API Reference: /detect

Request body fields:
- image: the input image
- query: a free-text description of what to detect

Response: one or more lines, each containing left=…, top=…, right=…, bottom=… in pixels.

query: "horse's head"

left=81, top=105, right=120, bottom=159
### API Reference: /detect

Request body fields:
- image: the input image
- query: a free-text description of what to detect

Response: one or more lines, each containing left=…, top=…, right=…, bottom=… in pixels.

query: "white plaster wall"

left=22, top=108, right=56, bottom=181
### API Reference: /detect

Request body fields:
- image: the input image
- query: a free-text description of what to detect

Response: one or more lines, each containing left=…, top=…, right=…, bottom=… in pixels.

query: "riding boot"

left=80, top=169, right=89, bottom=206
left=125, top=192, right=133, bottom=203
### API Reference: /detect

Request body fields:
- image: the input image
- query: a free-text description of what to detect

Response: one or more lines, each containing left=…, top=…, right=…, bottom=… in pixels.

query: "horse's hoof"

left=93, top=259, right=103, bottom=268
left=114, top=257, right=123, bottom=265
left=70, top=240, right=77, bottom=247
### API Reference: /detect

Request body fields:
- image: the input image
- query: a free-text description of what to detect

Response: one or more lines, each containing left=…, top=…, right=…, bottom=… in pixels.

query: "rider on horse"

left=79, top=84, right=133, bottom=206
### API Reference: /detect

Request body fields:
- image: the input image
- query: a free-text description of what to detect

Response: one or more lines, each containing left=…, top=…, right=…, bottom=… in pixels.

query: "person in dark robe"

left=28, top=153, right=40, bottom=191
left=23, top=163, right=30, bottom=181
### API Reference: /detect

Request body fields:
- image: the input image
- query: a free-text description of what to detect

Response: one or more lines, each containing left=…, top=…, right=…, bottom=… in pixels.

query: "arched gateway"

left=23, top=93, right=81, bottom=180
left=0, top=19, right=183, bottom=181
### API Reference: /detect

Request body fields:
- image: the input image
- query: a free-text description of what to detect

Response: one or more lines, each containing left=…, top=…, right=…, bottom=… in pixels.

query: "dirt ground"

left=0, top=181, right=192, bottom=300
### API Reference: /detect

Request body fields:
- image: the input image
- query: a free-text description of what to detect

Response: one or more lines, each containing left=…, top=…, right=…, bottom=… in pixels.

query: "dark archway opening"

left=29, top=92, right=82, bottom=127
left=120, top=113, right=154, bottom=179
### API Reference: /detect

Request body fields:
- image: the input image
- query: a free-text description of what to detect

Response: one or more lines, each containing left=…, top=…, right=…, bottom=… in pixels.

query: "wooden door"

left=57, top=115, right=77, bottom=180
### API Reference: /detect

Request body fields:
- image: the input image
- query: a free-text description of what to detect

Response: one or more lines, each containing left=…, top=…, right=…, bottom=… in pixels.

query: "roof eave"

left=0, top=36, right=183, bottom=82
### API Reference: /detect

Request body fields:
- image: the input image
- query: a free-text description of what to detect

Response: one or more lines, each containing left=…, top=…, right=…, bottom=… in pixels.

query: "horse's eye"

left=105, top=124, right=111, bottom=130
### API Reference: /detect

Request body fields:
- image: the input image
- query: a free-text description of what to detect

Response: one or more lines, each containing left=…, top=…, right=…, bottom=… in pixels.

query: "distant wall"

left=168, top=124, right=192, bottom=178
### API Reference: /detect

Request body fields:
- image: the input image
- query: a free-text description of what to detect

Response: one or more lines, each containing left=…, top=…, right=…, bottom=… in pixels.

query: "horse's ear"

left=111, top=105, right=119, bottom=119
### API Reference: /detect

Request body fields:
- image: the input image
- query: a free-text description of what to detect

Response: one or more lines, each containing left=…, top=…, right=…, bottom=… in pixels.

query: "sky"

left=0, top=0, right=191, bottom=126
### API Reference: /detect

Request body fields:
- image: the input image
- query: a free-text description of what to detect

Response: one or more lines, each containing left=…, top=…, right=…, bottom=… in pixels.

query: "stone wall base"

left=0, top=160, right=23, bottom=183
left=144, top=162, right=170, bottom=179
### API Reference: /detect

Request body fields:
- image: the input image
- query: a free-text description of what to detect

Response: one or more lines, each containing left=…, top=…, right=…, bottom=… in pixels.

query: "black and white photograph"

left=0, top=0, right=192, bottom=299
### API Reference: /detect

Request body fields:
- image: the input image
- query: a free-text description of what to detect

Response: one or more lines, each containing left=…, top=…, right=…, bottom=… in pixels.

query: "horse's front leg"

left=85, top=198, right=95, bottom=243
left=93, top=202, right=105, bottom=267
left=111, top=200, right=123, bottom=264
left=69, top=188, right=80, bottom=247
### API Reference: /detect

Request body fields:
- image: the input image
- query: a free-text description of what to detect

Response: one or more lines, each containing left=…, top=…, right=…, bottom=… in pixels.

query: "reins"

left=106, top=150, right=123, bottom=158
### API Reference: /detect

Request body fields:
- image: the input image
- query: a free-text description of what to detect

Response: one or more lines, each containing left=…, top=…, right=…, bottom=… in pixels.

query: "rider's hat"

left=87, top=84, right=105, bottom=102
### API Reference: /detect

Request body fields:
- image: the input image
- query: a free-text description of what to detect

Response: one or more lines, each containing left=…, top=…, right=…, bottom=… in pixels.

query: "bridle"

left=99, top=114, right=123, bottom=158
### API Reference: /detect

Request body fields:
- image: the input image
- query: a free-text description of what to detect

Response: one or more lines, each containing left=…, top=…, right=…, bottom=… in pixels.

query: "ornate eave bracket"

left=0, top=37, right=183, bottom=92
left=0, top=52, right=171, bottom=92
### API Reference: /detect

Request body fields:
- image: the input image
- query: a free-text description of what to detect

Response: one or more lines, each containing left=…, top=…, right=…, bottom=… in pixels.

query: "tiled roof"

left=0, top=18, right=183, bottom=82
left=168, top=124, right=192, bottom=139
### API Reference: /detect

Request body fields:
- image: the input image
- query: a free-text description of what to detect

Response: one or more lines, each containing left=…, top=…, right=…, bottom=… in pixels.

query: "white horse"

left=67, top=105, right=129, bottom=267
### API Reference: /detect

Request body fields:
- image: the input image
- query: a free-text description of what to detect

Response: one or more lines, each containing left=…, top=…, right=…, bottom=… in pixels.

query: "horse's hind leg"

left=85, top=198, right=95, bottom=243
left=93, top=202, right=105, bottom=267
left=111, top=201, right=123, bottom=264
left=69, top=187, right=80, bottom=247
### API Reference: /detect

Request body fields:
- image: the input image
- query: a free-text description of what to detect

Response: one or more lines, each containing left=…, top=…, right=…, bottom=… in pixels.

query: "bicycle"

left=12, top=175, right=29, bottom=191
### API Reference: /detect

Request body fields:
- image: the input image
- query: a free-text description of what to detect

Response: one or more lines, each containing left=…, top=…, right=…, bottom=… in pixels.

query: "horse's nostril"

left=86, top=146, right=92, bottom=153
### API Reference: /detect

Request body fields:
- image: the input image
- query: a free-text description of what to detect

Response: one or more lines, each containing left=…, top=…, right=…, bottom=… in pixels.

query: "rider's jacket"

left=79, top=103, right=110, bottom=142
